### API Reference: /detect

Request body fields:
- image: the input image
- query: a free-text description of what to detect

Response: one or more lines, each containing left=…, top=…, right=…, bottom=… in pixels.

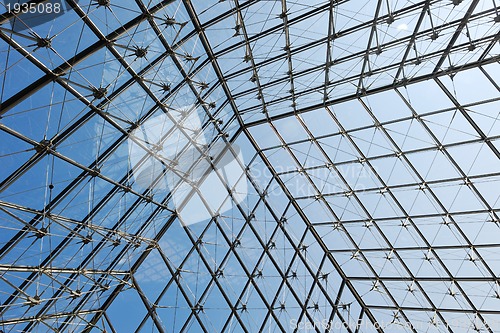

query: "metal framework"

left=0, top=0, right=500, bottom=332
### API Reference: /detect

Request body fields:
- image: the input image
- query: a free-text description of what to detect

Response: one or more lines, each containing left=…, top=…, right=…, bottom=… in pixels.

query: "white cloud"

left=397, top=23, right=408, bottom=31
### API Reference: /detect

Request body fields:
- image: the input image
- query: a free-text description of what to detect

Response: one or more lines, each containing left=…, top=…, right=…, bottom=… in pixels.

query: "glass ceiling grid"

left=0, top=0, right=499, bottom=332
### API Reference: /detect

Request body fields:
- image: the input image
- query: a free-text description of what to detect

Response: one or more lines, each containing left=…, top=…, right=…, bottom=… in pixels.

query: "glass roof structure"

left=1, top=0, right=500, bottom=332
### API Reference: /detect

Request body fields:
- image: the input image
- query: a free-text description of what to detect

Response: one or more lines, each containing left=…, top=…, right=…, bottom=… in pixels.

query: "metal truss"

left=0, top=0, right=500, bottom=332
